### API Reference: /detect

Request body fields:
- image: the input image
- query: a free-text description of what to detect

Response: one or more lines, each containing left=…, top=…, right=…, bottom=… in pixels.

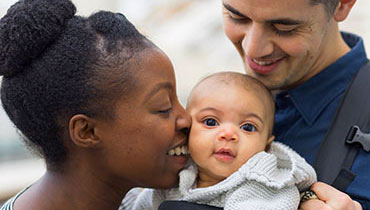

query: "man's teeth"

left=253, top=59, right=273, bottom=66
left=167, top=145, right=189, bottom=156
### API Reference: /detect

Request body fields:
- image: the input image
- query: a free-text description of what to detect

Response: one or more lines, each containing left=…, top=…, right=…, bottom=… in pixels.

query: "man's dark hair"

left=0, top=0, right=152, bottom=170
left=309, top=0, right=340, bottom=15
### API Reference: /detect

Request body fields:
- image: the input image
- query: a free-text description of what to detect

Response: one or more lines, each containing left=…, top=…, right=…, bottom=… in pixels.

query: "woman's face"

left=95, top=48, right=191, bottom=189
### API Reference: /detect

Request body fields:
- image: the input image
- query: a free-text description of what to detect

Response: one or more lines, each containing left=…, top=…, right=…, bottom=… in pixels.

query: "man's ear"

left=69, top=114, right=101, bottom=148
left=333, top=0, right=356, bottom=22
left=265, top=135, right=275, bottom=151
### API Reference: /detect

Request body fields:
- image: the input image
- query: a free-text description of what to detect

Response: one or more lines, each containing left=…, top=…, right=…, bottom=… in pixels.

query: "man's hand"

left=299, top=182, right=362, bottom=210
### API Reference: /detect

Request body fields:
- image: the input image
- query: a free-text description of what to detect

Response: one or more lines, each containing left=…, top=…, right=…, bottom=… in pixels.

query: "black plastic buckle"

left=346, top=125, right=370, bottom=152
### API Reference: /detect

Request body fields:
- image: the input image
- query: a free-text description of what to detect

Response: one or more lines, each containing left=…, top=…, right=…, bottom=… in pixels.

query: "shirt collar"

left=278, top=32, right=368, bottom=126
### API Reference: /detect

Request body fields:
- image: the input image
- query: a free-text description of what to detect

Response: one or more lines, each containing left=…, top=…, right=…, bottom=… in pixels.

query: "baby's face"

left=187, top=82, right=274, bottom=184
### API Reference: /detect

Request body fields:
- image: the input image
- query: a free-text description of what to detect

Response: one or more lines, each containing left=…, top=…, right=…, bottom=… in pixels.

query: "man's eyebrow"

left=223, top=3, right=303, bottom=25
left=266, top=18, right=303, bottom=25
left=223, top=3, right=246, bottom=18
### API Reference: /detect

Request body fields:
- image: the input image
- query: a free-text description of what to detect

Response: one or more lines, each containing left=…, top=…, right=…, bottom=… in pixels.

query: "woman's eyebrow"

left=223, top=3, right=246, bottom=17
left=144, top=82, right=173, bottom=102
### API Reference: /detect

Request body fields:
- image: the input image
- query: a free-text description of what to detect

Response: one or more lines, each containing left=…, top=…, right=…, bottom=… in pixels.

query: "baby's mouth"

left=167, top=145, right=189, bottom=156
left=215, top=148, right=235, bottom=157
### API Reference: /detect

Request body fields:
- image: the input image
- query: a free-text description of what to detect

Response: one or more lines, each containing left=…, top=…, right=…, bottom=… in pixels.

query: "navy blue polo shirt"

left=274, top=32, right=369, bottom=208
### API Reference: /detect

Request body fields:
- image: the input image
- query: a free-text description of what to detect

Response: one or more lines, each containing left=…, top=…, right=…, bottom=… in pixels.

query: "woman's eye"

left=241, top=123, right=256, bottom=132
left=158, top=108, right=172, bottom=114
left=203, top=118, right=218, bottom=127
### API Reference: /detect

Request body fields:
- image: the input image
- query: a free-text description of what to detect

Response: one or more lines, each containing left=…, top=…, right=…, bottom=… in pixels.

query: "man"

left=222, top=0, right=367, bottom=209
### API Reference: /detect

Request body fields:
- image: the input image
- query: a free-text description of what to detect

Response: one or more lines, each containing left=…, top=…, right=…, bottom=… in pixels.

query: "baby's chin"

left=196, top=171, right=233, bottom=188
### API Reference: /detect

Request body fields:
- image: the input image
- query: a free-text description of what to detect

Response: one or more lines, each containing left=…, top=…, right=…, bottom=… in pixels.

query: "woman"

left=0, top=0, right=190, bottom=209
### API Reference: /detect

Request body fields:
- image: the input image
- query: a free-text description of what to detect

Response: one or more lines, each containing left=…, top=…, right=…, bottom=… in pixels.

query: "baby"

left=132, top=72, right=316, bottom=210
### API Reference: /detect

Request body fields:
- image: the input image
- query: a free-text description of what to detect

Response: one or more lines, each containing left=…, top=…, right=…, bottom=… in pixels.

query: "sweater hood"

left=179, top=142, right=316, bottom=197
left=237, top=142, right=317, bottom=191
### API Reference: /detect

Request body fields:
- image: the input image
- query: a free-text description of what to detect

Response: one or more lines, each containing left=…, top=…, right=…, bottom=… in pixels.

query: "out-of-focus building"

left=1, top=0, right=370, bottom=204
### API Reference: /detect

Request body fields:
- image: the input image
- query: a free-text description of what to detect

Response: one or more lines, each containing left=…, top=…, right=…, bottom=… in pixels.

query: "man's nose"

left=218, top=124, right=238, bottom=142
left=242, top=23, right=274, bottom=58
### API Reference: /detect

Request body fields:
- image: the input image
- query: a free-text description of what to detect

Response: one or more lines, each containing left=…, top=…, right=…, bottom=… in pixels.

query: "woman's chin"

left=153, top=175, right=179, bottom=189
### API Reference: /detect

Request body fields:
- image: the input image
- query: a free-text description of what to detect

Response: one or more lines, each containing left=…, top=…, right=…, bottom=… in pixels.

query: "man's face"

left=222, top=0, right=339, bottom=90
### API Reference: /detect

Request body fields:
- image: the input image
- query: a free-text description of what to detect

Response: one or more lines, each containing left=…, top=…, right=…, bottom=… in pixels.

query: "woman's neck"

left=13, top=169, right=130, bottom=210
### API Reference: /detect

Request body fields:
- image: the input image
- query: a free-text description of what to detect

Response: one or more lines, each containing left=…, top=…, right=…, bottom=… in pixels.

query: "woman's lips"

left=169, top=155, right=188, bottom=166
left=167, top=144, right=189, bottom=166
left=246, top=56, right=285, bottom=74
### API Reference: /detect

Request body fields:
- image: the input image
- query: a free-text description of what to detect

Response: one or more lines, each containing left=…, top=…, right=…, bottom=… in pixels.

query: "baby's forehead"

left=190, top=75, right=258, bottom=97
left=187, top=74, right=274, bottom=113
left=187, top=78, right=258, bottom=106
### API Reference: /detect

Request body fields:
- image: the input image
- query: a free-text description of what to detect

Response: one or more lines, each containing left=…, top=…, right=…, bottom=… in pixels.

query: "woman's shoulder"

left=1, top=195, right=16, bottom=210
left=1, top=186, right=31, bottom=210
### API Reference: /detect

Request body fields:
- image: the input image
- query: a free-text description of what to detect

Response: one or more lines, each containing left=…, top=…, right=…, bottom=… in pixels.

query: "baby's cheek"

left=189, top=141, right=208, bottom=164
left=188, top=141, right=199, bottom=158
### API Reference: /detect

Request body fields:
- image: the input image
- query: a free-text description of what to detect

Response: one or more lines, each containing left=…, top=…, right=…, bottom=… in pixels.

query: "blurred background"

left=1, top=0, right=369, bottom=205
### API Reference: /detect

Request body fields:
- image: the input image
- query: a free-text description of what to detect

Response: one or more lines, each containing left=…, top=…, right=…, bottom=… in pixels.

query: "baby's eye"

left=241, top=123, right=256, bottom=132
left=203, top=118, right=218, bottom=127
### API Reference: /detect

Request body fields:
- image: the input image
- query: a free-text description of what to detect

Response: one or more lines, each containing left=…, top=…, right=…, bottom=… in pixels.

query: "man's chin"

left=244, top=68, right=286, bottom=90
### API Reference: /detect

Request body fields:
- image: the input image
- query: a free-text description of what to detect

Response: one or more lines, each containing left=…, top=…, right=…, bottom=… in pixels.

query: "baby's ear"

left=69, top=114, right=101, bottom=148
left=265, top=135, right=275, bottom=151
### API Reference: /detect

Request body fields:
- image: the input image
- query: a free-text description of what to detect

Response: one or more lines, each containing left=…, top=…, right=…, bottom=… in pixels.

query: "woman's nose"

left=175, top=104, right=191, bottom=134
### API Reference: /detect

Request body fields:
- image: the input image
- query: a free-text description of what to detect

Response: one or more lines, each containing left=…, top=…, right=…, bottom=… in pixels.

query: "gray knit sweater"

left=133, top=142, right=317, bottom=210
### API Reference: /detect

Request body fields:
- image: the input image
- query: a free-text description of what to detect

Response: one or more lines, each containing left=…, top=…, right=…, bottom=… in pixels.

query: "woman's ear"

left=333, top=0, right=356, bottom=22
left=69, top=114, right=101, bottom=148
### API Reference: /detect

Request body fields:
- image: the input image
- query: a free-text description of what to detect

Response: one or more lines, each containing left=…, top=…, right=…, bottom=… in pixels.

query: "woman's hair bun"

left=0, top=0, right=76, bottom=77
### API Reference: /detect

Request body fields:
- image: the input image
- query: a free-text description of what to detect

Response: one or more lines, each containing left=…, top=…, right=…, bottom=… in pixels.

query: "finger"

left=310, top=182, right=358, bottom=209
left=299, top=198, right=326, bottom=210
left=310, top=182, right=345, bottom=202
left=354, top=201, right=362, bottom=210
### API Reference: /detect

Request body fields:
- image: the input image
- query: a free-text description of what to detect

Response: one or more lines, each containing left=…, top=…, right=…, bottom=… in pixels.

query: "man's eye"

left=241, top=123, right=256, bottom=132
left=227, top=12, right=248, bottom=23
left=272, top=24, right=297, bottom=36
left=203, top=118, right=218, bottom=127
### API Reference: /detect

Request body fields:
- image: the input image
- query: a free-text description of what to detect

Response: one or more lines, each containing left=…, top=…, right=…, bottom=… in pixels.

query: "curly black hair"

left=0, top=0, right=152, bottom=170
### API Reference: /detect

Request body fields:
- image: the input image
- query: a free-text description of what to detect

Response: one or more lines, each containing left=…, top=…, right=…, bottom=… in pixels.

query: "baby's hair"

left=0, top=0, right=152, bottom=169
left=188, top=71, right=275, bottom=134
